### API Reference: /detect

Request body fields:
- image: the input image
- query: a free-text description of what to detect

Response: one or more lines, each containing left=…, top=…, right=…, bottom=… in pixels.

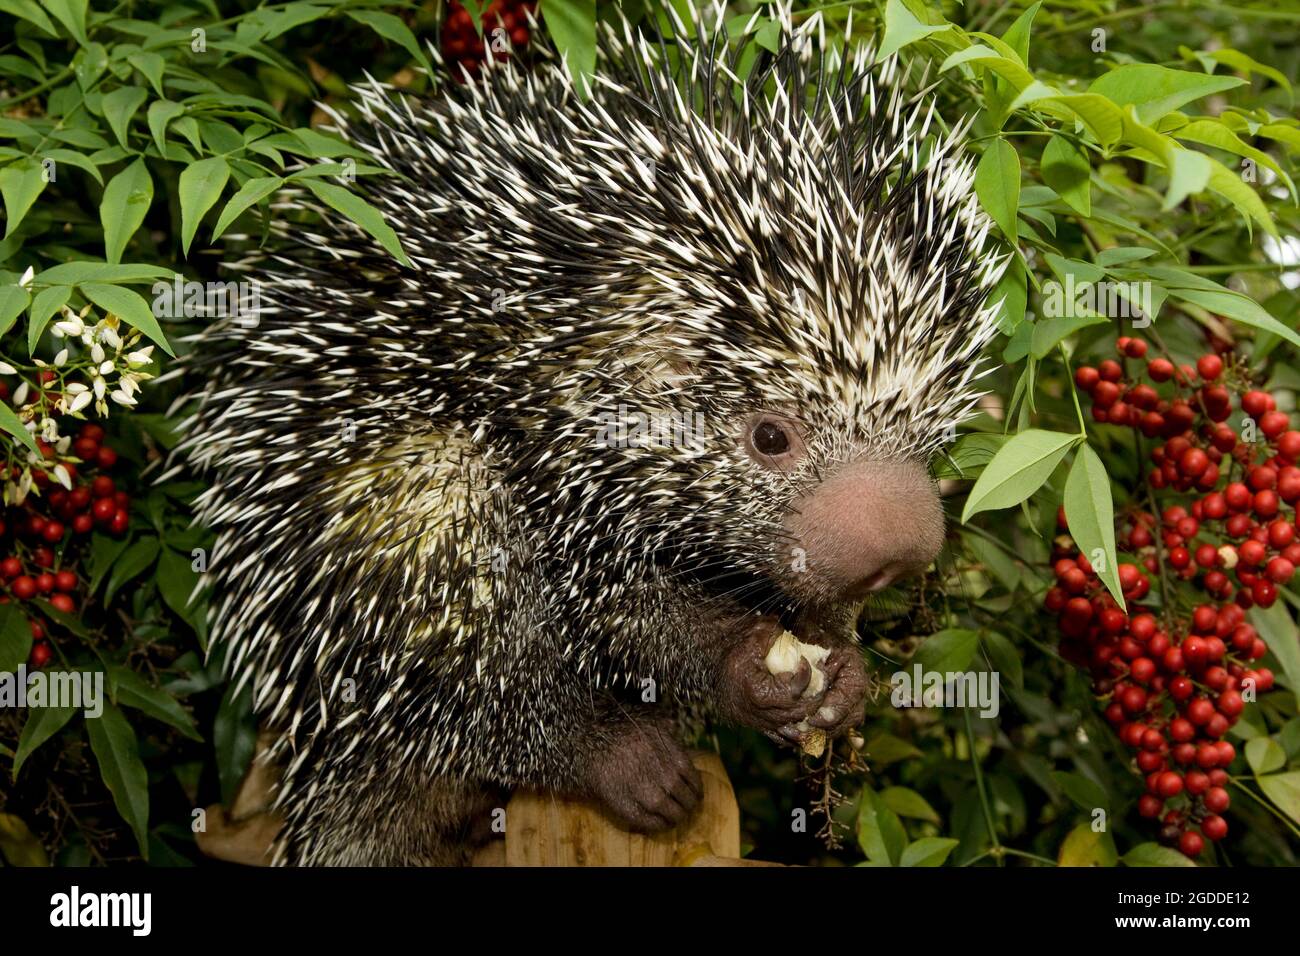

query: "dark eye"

left=752, top=420, right=791, bottom=457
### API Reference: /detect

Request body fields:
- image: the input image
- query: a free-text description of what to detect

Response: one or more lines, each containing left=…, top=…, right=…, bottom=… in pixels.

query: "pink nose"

left=783, top=459, right=944, bottom=600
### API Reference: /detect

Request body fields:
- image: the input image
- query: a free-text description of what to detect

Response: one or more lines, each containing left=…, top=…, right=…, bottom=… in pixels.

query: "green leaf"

left=1050, top=770, right=1109, bottom=814
left=1058, top=824, right=1116, bottom=867
left=999, top=1, right=1040, bottom=64
left=863, top=733, right=922, bottom=767
left=42, top=0, right=87, bottom=44
left=30, top=285, right=75, bottom=345
left=37, top=262, right=171, bottom=285
left=1088, top=64, right=1246, bottom=125
left=107, top=665, right=201, bottom=741
left=900, top=836, right=958, bottom=867
left=1245, top=737, right=1286, bottom=776
left=1041, top=135, right=1090, bottom=216
left=178, top=156, right=230, bottom=256
left=0, top=399, right=40, bottom=456
left=913, top=628, right=979, bottom=673
left=542, top=0, right=596, bottom=93
left=0, top=157, right=47, bottom=238
left=0, top=0, right=58, bottom=37
left=1173, top=119, right=1295, bottom=201
left=214, top=682, right=257, bottom=805
left=127, top=52, right=166, bottom=97
left=0, top=812, right=49, bottom=866
left=1257, top=772, right=1300, bottom=824
left=981, top=631, right=1023, bottom=689
left=80, top=282, right=173, bottom=355
left=1249, top=602, right=1300, bottom=692
left=89, top=530, right=130, bottom=595
left=100, top=158, right=153, bottom=265
left=941, top=46, right=1034, bottom=91
left=961, top=429, right=1078, bottom=522
left=975, top=138, right=1020, bottom=245
left=346, top=9, right=431, bottom=70
left=100, top=85, right=147, bottom=149
left=1121, top=842, right=1197, bottom=867
left=881, top=786, right=942, bottom=825
left=40, top=148, right=102, bottom=185
left=146, top=99, right=185, bottom=157
left=156, top=546, right=202, bottom=629
left=878, top=0, right=951, bottom=61
left=303, top=179, right=411, bottom=268
left=0, top=282, right=28, bottom=337
left=857, top=786, right=906, bottom=866
left=1063, top=444, right=1124, bottom=609
left=211, top=175, right=282, bottom=242
left=13, top=702, right=77, bottom=776
left=933, top=432, right=1008, bottom=481
left=1168, top=283, right=1296, bottom=349
left=104, top=535, right=161, bottom=604
left=85, top=700, right=150, bottom=859
left=1203, top=155, right=1277, bottom=238
left=0, top=602, right=33, bottom=672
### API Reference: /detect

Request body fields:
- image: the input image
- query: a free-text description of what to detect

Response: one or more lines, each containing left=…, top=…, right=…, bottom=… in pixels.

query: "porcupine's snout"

left=783, top=459, right=944, bottom=601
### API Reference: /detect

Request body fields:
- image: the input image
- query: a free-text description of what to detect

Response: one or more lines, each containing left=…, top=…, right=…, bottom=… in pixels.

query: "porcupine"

left=176, top=5, right=1005, bottom=865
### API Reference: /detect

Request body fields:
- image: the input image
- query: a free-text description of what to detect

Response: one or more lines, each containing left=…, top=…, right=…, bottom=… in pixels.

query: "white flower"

left=109, top=389, right=137, bottom=407
left=0, top=362, right=16, bottom=375
left=53, top=464, right=72, bottom=490
left=91, top=342, right=105, bottom=363
left=92, top=375, right=106, bottom=399
left=125, top=347, right=155, bottom=367
left=55, top=435, right=70, bottom=454
left=102, top=326, right=123, bottom=350
left=98, top=360, right=114, bottom=376
left=56, top=309, right=85, bottom=338
left=68, top=391, right=93, bottom=414
left=64, top=382, right=87, bottom=394
left=16, top=469, right=32, bottom=504
left=39, top=417, right=58, bottom=442
left=118, top=375, right=139, bottom=396
left=54, top=349, right=68, bottom=367
left=12, top=381, right=29, bottom=405
left=18, top=266, right=34, bottom=290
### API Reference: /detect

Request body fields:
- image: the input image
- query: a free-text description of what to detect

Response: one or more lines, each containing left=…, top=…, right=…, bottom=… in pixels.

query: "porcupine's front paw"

left=581, top=720, right=703, bottom=832
left=717, top=618, right=868, bottom=746
left=716, top=618, right=821, bottom=743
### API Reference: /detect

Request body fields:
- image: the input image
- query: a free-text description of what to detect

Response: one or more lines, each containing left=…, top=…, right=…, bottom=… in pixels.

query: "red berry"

left=1204, top=787, right=1230, bottom=813
left=1260, top=410, right=1289, bottom=439
left=28, top=641, right=52, bottom=668
left=0, top=557, right=20, bottom=579
left=54, top=570, right=76, bottom=592
left=1147, top=358, right=1175, bottom=382
left=92, top=498, right=115, bottom=521
left=1196, top=354, right=1223, bottom=381
left=1178, top=831, right=1204, bottom=858
left=50, top=593, right=74, bottom=614
left=1075, top=366, right=1100, bottom=392
left=1242, top=390, right=1272, bottom=418
left=96, top=445, right=118, bottom=469
left=11, top=576, right=35, bottom=600
left=1201, top=815, right=1228, bottom=841
left=1187, top=698, right=1215, bottom=726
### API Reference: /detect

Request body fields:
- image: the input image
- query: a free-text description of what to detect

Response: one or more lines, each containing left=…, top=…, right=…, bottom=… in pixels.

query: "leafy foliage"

left=1, top=0, right=1298, bottom=867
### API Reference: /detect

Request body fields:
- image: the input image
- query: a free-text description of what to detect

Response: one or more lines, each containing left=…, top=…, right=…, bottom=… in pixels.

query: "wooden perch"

left=197, top=744, right=772, bottom=867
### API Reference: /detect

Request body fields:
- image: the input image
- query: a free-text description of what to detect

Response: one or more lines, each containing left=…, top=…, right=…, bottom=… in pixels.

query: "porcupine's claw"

left=580, top=719, right=703, bottom=832
left=718, top=618, right=828, bottom=735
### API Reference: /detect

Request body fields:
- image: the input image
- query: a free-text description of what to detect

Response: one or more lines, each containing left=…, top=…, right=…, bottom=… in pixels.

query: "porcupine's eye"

left=743, top=414, right=805, bottom=470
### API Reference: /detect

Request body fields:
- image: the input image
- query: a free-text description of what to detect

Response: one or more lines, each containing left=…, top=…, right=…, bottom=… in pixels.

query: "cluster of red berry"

left=441, top=1, right=535, bottom=78
left=1, top=421, right=130, bottom=670
left=1045, top=337, right=1292, bottom=859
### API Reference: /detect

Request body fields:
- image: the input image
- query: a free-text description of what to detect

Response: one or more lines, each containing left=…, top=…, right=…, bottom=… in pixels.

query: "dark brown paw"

left=717, top=618, right=821, bottom=735
left=804, top=644, right=869, bottom=737
left=581, top=721, right=702, bottom=832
